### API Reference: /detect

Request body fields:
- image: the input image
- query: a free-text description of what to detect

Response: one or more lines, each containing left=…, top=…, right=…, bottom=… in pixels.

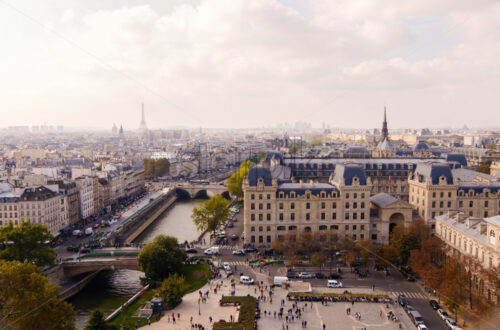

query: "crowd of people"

left=287, top=294, right=392, bottom=304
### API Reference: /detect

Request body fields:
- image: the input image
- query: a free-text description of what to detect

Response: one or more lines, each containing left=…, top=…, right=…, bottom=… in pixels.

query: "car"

left=429, top=300, right=440, bottom=310
left=315, top=273, right=326, bottom=279
left=227, top=222, right=234, bottom=228
left=240, top=276, right=254, bottom=285
left=245, top=247, right=257, bottom=253
left=223, top=262, right=230, bottom=268
left=437, top=309, right=449, bottom=320
left=80, top=248, right=91, bottom=253
left=407, top=275, right=416, bottom=281
left=329, top=273, right=342, bottom=279
left=327, top=280, right=343, bottom=288
left=286, top=272, right=298, bottom=279
left=398, top=295, right=408, bottom=307
left=93, top=223, right=99, bottom=229
left=444, top=317, right=461, bottom=329
left=417, top=324, right=428, bottom=330
left=231, top=234, right=238, bottom=240
left=298, top=272, right=313, bottom=279
left=66, top=245, right=78, bottom=252
left=185, top=248, right=198, bottom=254
left=405, top=305, right=415, bottom=313
left=232, top=249, right=245, bottom=256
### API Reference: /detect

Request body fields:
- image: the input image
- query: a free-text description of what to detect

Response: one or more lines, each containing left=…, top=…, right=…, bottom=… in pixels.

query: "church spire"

left=381, top=105, right=389, bottom=141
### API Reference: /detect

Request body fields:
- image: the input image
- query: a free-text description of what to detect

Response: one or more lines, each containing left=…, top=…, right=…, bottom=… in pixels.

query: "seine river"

left=69, top=199, right=203, bottom=329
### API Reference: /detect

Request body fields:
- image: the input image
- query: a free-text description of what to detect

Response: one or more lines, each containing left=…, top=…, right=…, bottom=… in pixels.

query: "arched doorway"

left=389, top=212, right=405, bottom=240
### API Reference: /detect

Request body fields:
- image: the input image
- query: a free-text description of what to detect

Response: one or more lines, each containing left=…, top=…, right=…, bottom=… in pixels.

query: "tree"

left=440, top=258, right=469, bottom=320
left=227, top=160, right=251, bottom=198
left=0, top=260, right=76, bottom=330
left=391, top=231, right=421, bottom=264
left=311, top=252, right=327, bottom=272
left=376, top=245, right=399, bottom=267
left=475, top=163, right=491, bottom=174
left=288, top=145, right=299, bottom=155
left=142, top=158, right=154, bottom=179
left=142, top=158, right=170, bottom=179
left=158, top=274, right=186, bottom=309
left=0, top=220, right=56, bottom=267
left=191, top=195, right=230, bottom=236
left=409, top=237, right=445, bottom=289
left=486, top=142, right=496, bottom=150
left=137, top=235, right=187, bottom=281
left=85, top=310, right=117, bottom=330
left=355, top=239, right=376, bottom=265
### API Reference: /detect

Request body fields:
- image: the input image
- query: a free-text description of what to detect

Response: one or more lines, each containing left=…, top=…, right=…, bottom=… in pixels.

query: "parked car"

left=417, top=324, right=428, bottom=330
left=245, top=247, right=257, bottom=253
left=329, top=273, right=342, bottom=279
left=315, top=273, right=326, bottom=279
left=66, top=245, right=78, bottom=252
left=240, top=276, right=254, bottom=285
left=298, top=272, right=313, bottom=279
left=407, top=275, right=416, bottom=281
left=80, top=248, right=91, bottom=253
left=204, top=247, right=220, bottom=255
left=231, top=234, right=238, bottom=240
left=405, top=305, right=415, bottom=313
left=227, top=222, right=234, bottom=228
left=429, top=300, right=440, bottom=310
left=327, top=280, right=343, bottom=288
left=444, top=317, right=461, bottom=329
left=286, top=271, right=298, bottom=279
left=409, top=311, right=424, bottom=326
left=437, top=309, right=449, bottom=320
left=185, top=248, right=198, bottom=254
left=232, top=249, right=245, bottom=256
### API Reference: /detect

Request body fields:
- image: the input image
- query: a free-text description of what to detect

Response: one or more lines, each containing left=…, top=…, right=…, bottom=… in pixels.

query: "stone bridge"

left=61, top=257, right=139, bottom=278
left=174, top=183, right=230, bottom=199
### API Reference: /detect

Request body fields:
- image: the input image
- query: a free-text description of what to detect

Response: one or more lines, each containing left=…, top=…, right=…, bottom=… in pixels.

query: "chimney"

left=299, top=179, right=303, bottom=187
left=310, top=180, right=314, bottom=187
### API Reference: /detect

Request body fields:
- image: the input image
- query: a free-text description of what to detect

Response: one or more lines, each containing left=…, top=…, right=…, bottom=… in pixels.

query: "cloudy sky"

left=1, top=0, right=499, bottom=129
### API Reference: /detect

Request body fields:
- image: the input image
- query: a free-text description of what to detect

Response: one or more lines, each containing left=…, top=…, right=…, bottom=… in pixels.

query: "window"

left=361, top=213, right=365, bottom=220
left=266, top=214, right=271, bottom=221
left=353, top=213, right=357, bottom=220
left=259, top=194, right=262, bottom=200
left=291, top=213, right=295, bottom=220
left=279, top=203, right=283, bottom=210
left=267, top=226, right=271, bottom=231
left=432, top=212, right=436, bottom=218
left=361, top=193, right=365, bottom=198
left=345, top=213, right=349, bottom=220
left=432, top=192, right=436, bottom=198
left=485, top=201, right=489, bottom=207
left=251, top=226, right=255, bottom=232
left=251, top=203, right=255, bottom=210
left=360, top=234, right=364, bottom=239
left=259, top=226, right=263, bottom=232
left=353, top=225, right=357, bottom=230
left=331, top=225, right=338, bottom=230
left=459, top=201, right=463, bottom=207
left=346, top=193, right=349, bottom=199
left=432, top=201, right=436, bottom=208
left=332, top=202, right=337, bottom=208
left=361, top=202, right=365, bottom=208
left=371, top=234, right=377, bottom=240
left=440, top=201, right=443, bottom=208
left=332, top=213, right=336, bottom=220
left=321, top=202, right=325, bottom=209
left=267, top=194, right=271, bottom=199
left=345, top=202, right=349, bottom=209
left=306, top=202, right=310, bottom=209
left=440, top=192, right=444, bottom=198
left=259, top=214, right=263, bottom=221
left=291, top=203, right=295, bottom=210
left=259, top=203, right=263, bottom=210
left=345, top=225, right=349, bottom=231
left=267, top=203, right=271, bottom=210
left=372, top=223, right=377, bottom=228
left=360, top=225, right=365, bottom=230
left=306, top=213, right=310, bottom=220
left=470, top=201, right=473, bottom=207
left=251, top=194, right=255, bottom=200
left=447, top=201, right=451, bottom=208
left=448, top=192, right=452, bottom=198
left=279, top=213, right=283, bottom=221
left=484, top=211, right=488, bottom=217
left=267, top=236, right=271, bottom=243
left=353, top=202, right=357, bottom=209
left=251, top=236, right=255, bottom=243
left=354, top=193, right=357, bottom=199
left=321, top=213, right=325, bottom=220
left=259, top=236, right=263, bottom=243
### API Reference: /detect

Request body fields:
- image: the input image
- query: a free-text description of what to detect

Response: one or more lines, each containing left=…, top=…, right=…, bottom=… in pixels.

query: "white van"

left=240, top=276, right=254, bottom=284
left=204, top=247, right=220, bottom=255
left=84, top=227, right=93, bottom=236
left=274, top=276, right=289, bottom=286
left=72, top=229, right=82, bottom=236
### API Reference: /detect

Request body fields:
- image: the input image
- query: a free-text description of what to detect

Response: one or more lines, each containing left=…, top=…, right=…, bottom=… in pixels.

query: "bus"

left=189, top=180, right=210, bottom=185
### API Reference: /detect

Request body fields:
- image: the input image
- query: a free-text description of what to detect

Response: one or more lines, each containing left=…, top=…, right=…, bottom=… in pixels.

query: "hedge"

left=212, top=296, right=256, bottom=330
left=288, top=292, right=390, bottom=299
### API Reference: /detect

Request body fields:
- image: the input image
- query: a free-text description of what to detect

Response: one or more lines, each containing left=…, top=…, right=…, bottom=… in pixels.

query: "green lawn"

left=108, top=263, right=211, bottom=329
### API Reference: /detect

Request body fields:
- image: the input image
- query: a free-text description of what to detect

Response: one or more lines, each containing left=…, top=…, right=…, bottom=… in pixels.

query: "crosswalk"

left=391, top=291, right=427, bottom=299
left=226, top=261, right=248, bottom=266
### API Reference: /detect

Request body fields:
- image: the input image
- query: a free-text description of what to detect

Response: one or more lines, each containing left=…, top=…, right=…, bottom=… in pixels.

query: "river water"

left=69, top=199, right=203, bottom=329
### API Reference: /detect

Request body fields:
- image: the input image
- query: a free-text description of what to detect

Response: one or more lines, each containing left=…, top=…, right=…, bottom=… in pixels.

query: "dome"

left=413, top=140, right=430, bottom=151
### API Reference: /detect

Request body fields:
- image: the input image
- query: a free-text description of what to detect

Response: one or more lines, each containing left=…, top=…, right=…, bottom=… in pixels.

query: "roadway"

left=55, top=189, right=165, bottom=259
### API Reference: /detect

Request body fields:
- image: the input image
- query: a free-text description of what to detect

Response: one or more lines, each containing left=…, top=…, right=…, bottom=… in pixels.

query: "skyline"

left=1, top=0, right=500, bottom=129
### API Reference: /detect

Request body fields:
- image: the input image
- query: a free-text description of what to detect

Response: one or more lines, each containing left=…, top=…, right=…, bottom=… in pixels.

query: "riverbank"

left=108, top=263, right=212, bottom=329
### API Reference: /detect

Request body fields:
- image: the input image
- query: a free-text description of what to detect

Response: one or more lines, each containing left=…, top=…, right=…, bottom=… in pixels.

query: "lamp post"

left=198, top=297, right=201, bottom=315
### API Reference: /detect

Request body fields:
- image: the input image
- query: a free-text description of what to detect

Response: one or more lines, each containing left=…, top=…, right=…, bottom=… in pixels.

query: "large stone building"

left=242, top=164, right=412, bottom=247
left=75, top=176, right=94, bottom=220
left=19, top=186, right=61, bottom=235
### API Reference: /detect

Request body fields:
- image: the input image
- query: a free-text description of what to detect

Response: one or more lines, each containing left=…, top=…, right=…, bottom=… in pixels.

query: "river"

left=69, top=199, right=204, bottom=329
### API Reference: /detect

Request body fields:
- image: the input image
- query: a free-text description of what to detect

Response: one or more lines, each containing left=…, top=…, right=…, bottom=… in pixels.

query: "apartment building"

left=75, top=176, right=94, bottom=220
left=19, top=186, right=61, bottom=235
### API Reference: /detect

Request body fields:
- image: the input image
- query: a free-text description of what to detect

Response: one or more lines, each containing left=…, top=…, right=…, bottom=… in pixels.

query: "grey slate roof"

left=446, top=153, right=467, bottom=167
left=332, top=163, right=367, bottom=185
left=413, top=141, right=431, bottom=151
left=413, top=162, right=454, bottom=184
left=247, top=166, right=273, bottom=186
left=452, top=168, right=500, bottom=194
left=371, top=193, right=397, bottom=207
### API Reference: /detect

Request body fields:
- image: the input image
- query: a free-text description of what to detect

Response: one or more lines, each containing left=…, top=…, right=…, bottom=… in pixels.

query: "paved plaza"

left=143, top=271, right=414, bottom=330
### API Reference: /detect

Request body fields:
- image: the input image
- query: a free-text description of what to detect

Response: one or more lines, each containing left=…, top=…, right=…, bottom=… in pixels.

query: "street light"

left=198, top=297, right=201, bottom=315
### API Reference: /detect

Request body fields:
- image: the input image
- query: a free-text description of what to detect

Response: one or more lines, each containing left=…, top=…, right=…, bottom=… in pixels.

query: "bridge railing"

left=62, top=251, right=140, bottom=262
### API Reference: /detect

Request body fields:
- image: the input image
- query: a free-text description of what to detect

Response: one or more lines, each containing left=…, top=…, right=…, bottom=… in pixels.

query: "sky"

left=1, top=0, right=499, bottom=130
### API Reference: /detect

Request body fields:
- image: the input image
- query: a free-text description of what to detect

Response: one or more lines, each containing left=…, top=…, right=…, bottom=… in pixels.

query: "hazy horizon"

left=1, top=0, right=500, bottom=129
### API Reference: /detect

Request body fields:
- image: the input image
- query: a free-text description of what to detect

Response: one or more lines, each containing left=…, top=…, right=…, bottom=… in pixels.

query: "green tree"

left=0, top=220, right=56, bottom=267
left=137, top=235, right=187, bottom=281
left=309, top=137, right=324, bottom=146
left=85, top=310, right=116, bottom=330
left=355, top=239, right=376, bottom=265
left=288, top=145, right=299, bottom=154
left=0, top=260, right=76, bottom=330
left=154, top=158, right=170, bottom=177
left=142, top=159, right=154, bottom=179
left=227, top=160, right=251, bottom=198
left=390, top=226, right=421, bottom=265
left=192, top=195, right=230, bottom=237
left=158, top=274, right=186, bottom=309
left=486, top=142, right=496, bottom=150
left=475, top=163, right=491, bottom=174
left=311, top=252, right=327, bottom=272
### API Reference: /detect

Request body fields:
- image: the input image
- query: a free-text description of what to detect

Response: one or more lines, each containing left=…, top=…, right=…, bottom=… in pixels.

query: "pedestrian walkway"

left=391, top=291, right=427, bottom=299
left=226, top=261, right=247, bottom=266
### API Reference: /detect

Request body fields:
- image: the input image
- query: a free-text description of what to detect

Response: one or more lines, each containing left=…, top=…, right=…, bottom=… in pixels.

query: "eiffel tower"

left=139, top=103, right=148, bottom=131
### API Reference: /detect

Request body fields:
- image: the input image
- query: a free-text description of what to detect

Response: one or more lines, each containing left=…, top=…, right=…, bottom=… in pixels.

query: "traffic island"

left=213, top=296, right=257, bottom=330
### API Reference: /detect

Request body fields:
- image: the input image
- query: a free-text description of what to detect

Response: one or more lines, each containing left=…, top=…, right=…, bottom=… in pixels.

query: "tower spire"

left=381, top=105, right=389, bottom=141
left=139, top=103, right=148, bottom=131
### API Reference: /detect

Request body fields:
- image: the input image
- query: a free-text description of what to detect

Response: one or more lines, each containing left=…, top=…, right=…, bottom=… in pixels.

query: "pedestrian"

left=323, top=324, right=326, bottom=330
left=147, top=318, right=151, bottom=326
left=190, top=316, right=193, bottom=324
left=135, top=321, right=138, bottom=329
left=274, top=311, right=277, bottom=318
left=372, top=284, right=375, bottom=291
left=178, top=312, right=180, bottom=319
left=209, top=316, right=213, bottom=323
left=173, top=317, right=176, bottom=324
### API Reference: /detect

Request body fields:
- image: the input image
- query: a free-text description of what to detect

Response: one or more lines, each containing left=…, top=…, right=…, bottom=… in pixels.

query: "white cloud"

left=0, top=0, right=500, bottom=128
